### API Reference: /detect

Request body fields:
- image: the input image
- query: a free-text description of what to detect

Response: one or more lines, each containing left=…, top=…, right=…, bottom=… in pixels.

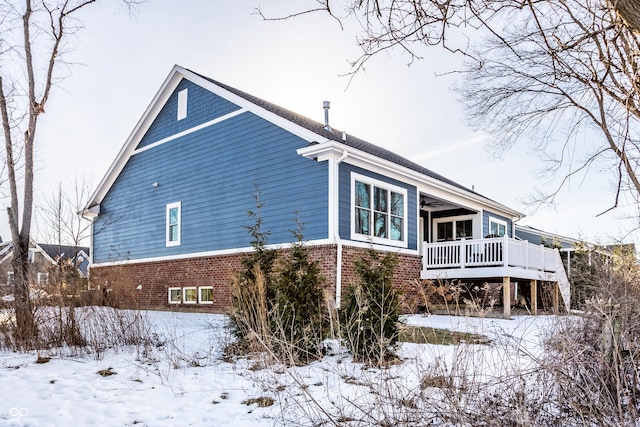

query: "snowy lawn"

left=0, top=310, right=560, bottom=426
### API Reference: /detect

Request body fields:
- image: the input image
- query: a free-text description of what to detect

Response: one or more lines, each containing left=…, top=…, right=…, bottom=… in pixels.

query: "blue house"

left=84, top=65, right=570, bottom=317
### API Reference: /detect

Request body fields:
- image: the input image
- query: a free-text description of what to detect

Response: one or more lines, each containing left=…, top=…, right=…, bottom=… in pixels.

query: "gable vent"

left=177, top=88, right=188, bottom=120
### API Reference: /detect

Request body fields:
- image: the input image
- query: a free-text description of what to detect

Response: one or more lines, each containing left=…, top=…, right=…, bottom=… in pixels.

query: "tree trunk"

left=12, top=237, right=35, bottom=347
left=612, top=0, right=640, bottom=33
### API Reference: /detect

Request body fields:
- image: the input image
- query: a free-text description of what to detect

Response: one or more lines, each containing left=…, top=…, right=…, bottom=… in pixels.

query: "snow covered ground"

left=0, top=310, right=559, bottom=426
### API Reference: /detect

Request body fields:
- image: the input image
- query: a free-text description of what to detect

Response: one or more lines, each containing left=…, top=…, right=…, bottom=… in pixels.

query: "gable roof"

left=191, top=70, right=471, bottom=193
left=86, top=65, right=522, bottom=218
left=38, top=244, right=90, bottom=277
left=38, top=244, right=90, bottom=261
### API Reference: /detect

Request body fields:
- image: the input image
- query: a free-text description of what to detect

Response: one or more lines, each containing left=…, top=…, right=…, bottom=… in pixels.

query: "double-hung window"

left=489, top=218, right=507, bottom=237
left=166, top=202, right=181, bottom=247
left=352, top=174, right=407, bottom=247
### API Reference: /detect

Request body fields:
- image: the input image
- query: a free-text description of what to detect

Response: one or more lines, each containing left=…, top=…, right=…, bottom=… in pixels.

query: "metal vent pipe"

left=323, top=101, right=331, bottom=131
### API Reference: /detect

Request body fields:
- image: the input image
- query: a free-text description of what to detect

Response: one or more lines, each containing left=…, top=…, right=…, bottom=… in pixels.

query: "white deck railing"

left=422, top=237, right=562, bottom=273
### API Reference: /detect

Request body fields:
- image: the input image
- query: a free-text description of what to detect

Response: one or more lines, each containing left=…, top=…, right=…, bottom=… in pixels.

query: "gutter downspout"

left=334, top=149, right=348, bottom=308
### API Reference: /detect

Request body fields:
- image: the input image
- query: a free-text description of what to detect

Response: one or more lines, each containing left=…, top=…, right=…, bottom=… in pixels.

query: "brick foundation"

left=89, top=244, right=422, bottom=313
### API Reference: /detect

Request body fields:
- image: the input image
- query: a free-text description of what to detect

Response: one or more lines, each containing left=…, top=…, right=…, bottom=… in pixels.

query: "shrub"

left=271, top=218, right=326, bottom=364
left=341, top=247, right=401, bottom=366
left=229, top=200, right=328, bottom=365
left=228, top=190, right=276, bottom=351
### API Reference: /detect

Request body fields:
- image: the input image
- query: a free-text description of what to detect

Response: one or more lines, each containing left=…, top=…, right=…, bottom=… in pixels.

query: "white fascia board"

left=92, top=238, right=335, bottom=267
left=92, top=238, right=420, bottom=268
left=297, top=142, right=345, bottom=161
left=87, top=65, right=332, bottom=210
left=421, top=266, right=553, bottom=281
left=87, top=65, right=186, bottom=208
left=178, top=68, right=330, bottom=144
left=299, top=141, right=523, bottom=221
left=34, top=243, right=58, bottom=266
left=514, top=224, right=583, bottom=246
left=81, top=204, right=100, bottom=219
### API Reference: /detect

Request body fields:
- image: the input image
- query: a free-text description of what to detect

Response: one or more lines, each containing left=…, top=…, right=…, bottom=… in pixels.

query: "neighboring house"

left=515, top=224, right=585, bottom=250
left=0, top=241, right=89, bottom=291
left=84, top=65, right=570, bottom=317
left=515, top=223, right=635, bottom=278
left=38, top=244, right=91, bottom=279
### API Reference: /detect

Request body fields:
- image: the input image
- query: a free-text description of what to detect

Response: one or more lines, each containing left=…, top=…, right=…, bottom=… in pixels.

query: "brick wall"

left=90, top=252, right=245, bottom=312
left=90, top=244, right=422, bottom=313
left=339, top=245, right=422, bottom=309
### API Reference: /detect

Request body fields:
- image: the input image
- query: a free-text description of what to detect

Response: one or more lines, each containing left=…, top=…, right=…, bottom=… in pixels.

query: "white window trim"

left=183, top=287, right=197, bottom=304
left=489, top=217, right=508, bottom=237
left=350, top=172, right=408, bottom=248
left=198, top=286, right=214, bottom=304
left=177, top=88, right=188, bottom=120
left=37, top=272, right=49, bottom=285
left=166, top=201, right=182, bottom=247
left=168, top=287, right=182, bottom=304
left=433, top=214, right=476, bottom=241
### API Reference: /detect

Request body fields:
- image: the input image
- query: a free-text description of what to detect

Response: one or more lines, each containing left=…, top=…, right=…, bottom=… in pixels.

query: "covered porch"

left=420, top=237, right=570, bottom=318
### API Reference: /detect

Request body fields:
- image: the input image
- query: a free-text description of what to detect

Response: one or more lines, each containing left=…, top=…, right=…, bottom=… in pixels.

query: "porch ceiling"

left=419, top=194, right=476, bottom=212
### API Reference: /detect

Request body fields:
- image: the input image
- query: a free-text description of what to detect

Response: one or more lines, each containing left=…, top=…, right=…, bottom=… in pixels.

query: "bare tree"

left=0, top=0, right=137, bottom=347
left=37, top=177, right=93, bottom=248
left=265, top=0, right=640, bottom=213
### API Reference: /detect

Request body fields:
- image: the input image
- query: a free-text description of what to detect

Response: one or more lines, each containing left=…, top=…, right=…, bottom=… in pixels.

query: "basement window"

left=183, top=287, right=197, bottom=304
left=199, top=286, right=214, bottom=304
left=168, top=287, right=181, bottom=304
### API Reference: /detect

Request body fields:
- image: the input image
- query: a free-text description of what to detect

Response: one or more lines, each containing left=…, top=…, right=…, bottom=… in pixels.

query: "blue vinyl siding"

left=514, top=229, right=544, bottom=246
left=338, top=163, right=418, bottom=250
left=482, top=211, right=513, bottom=238
left=137, top=79, right=242, bottom=149
left=94, top=111, right=328, bottom=263
left=514, top=229, right=575, bottom=249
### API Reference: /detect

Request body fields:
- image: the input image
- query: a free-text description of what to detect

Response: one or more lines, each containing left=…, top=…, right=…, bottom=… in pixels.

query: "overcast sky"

left=12, top=0, right=638, bottom=246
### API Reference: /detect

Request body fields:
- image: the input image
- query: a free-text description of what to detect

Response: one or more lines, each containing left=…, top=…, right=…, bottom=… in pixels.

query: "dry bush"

left=539, top=249, right=640, bottom=425
left=405, top=279, right=498, bottom=317
left=269, top=248, right=640, bottom=425
left=268, top=322, right=568, bottom=426
left=341, top=248, right=401, bottom=367
left=227, top=266, right=271, bottom=355
left=0, top=294, right=157, bottom=360
left=462, top=283, right=497, bottom=318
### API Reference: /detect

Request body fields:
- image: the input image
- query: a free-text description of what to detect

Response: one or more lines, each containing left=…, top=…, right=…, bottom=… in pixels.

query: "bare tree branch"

left=268, top=0, right=640, bottom=219
left=0, top=0, right=140, bottom=345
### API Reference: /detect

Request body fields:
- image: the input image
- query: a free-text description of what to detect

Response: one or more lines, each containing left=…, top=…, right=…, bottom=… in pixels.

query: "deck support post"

left=503, top=276, right=511, bottom=319
left=552, top=281, right=560, bottom=314
left=530, top=279, right=538, bottom=315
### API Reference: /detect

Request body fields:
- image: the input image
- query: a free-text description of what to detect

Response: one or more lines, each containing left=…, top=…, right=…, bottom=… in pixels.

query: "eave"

left=298, top=141, right=523, bottom=221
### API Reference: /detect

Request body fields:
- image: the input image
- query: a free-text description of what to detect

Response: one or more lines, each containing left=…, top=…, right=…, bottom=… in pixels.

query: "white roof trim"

left=299, top=141, right=523, bottom=220
left=86, top=65, right=332, bottom=209
left=91, top=238, right=419, bottom=268
left=87, top=65, right=521, bottom=222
